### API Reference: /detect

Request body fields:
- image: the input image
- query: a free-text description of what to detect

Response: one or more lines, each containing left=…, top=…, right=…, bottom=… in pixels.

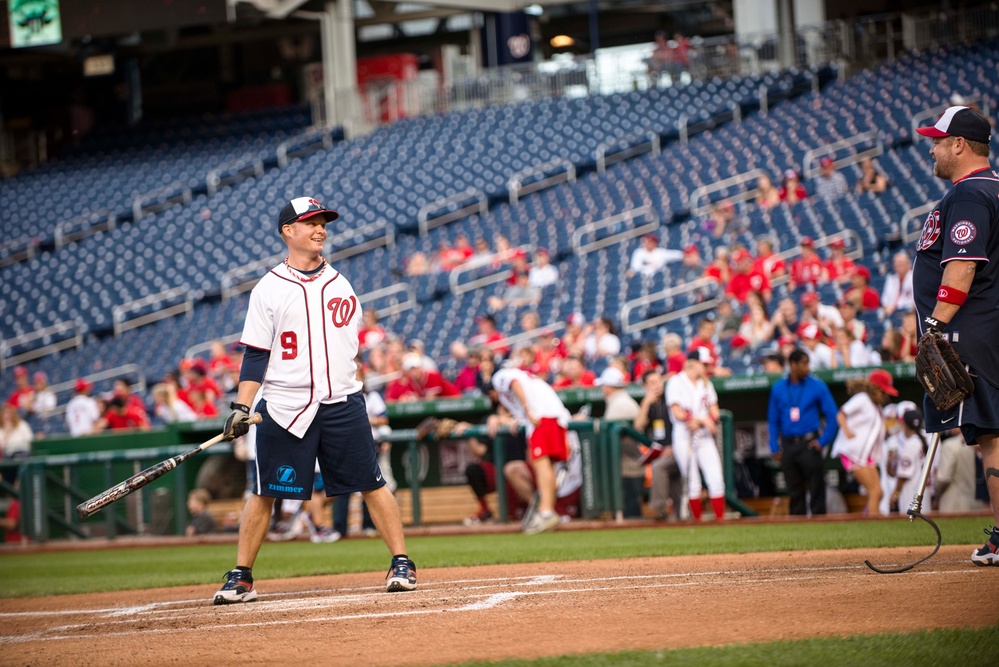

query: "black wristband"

left=230, top=402, right=251, bottom=412
left=923, top=315, right=946, bottom=331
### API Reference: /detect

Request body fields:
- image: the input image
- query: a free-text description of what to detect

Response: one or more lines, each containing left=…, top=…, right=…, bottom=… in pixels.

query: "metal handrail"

left=54, top=209, right=115, bottom=248
left=0, top=320, right=84, bottom=371
left=902, top=202, right=936, bottom=245
left=40, top=364, right=148, bottom=421
left=595, top=130, right=660, bottom=173
left=688, top=168, right=767, bottom=217
left=132, top=183, right=192, bottom=222
left=570, top=206, right=660, bottom=255
left=448, top=244, right=535, bottom=295
left=359, top=282, right=416, bottom=319
left=329, top=219, right=396, bottom=261
left=221, top=252, right=282, bottom=300
left=802, top=131, right=883, bottom=179
left=112, top=286, right=194, bottom=337
left=183, top=332, right=241, bottom=363
left=276, top=127, right=334, bottom=168
left=910, top=95, right=989, bottom=140
left=485, top=321, right=567, bottom=352
left=0, top=236, right=37, bottom=268
left=417, top=188, right=487, bottom=236
left=508, top=158, right=575, bottom=205
left=620, top=277, right=720, bottom=335
left=768, top=229, right=864, bottom=289
left=206, top=154, right=264, bottom=196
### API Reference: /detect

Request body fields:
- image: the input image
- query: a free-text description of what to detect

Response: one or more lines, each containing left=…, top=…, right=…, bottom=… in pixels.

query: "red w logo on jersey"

left=327, top=296, right=357, bottom=328
left=916, top=210, right=941, bottom=251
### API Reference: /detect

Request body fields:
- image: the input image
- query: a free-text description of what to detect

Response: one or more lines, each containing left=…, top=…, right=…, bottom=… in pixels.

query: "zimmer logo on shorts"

left=269, top=465, right=304, bottom=494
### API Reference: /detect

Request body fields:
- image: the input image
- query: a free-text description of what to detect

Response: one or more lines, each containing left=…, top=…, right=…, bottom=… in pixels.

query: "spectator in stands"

left=28, top=372, right=56, bottom=420
left=823, top=238, right=855, bottom=284
left=630, top=340, right=662, bottom=379
left=778, top=169, right=808, bottom=205
left=66, top=379, right=102, bottom=437
left=358, top=309, right=387, bottom=351
left=517, top=311, right=541, bottom=336
left=833, top=327, right=879, bottom=369
left=714, top=299, right=742, bottom=344
left=452, top=343, right=480, bottom=394
left=182, top=361, right=222, bottom=406
left=5, top=366, right=33, bottom=415
left=676, top=244, right=704, bottom=286
left=832, top=370, right=897, bottom=516
left=552, top=356, right=596, bottom=389
left=581, top=316, right=622, bottom=362
left=534, top=329, right=566, bottom=379
left=855, top=157, right=888, bottom=194
left=798, top=291, right=843, bottom=338
left=661, top=333, right=687, bottom=378
left=473, top=237, right=491, bottom=258
left=898, top=311, right=919, bottom=362
left=152, top=383, right=198, bottom=424
left=835, top=299, right=867, bottom=343
left=704, top=200, right=738, bottom=239
left=562, top=312, right=587, bottom=358
left=761, top=353, right=786, bottom=374
left=189, top=388, right=221, bottom=420
left=789, top=237, right=825, bottom=289
left=98, top=395, right=151, bottom=431
left=385, top=353, right=460, bottom=402
left=881, top=250, right=914, bottom=316
left=596, top=366, right=644, bottom=517
left=703, top=246, right=732, bottom=286
left=475, top=352, right=497, bottom=395
left=798, top=323, right=836, bottom=370
left=626, top=233, right=683, bottom=279
left=0, top=405, right=32, bottom=485
left=110, top=378, right=149, bottom=417
left=813, top=157, right=849, bottom=201
left=726, top=248, right=772, bottom=304
left=468, top=314, right=508, bottom=358
left=440, top=233, right=474, bottom=271
left=878, top=327, right=904, bottom=363
left=404, top=251, right=430, bottom=276
left=186, top=488, right=218, bottom=536
left=687, top=316, right=719, bottom=360
left=407, top=339, right=438, bottom=372
left=528, top=248, right=559, bottom=289
left=208, top=340, right=234, bottom=379
left=635, top=369, right=683, bottom=520
left=770, top=297, right=802, bottom=340
left=755, top=174, right=781, bottom=210
left=737, top=300, right=776, bottom=351
left=844, top=265, right=880, bottom=312
left=753, top=236, right=786, bottom=280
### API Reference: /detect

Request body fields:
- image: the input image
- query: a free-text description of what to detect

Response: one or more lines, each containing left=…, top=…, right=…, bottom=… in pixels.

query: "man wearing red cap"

left=814, top=157, right=849, bottom=201
left=753, top=237, right=785, bottom=280
left=65, top=379, right=100, bottom=437
left=725, top=248, right=772, bottom=303
left=823, top=237, right=855, bottom=284
left=5, top=367, right=33, bottom=414
left=844, top=265, right=881, bottom=311
left=912, top=105, right=999, bottom=565
left=788, top=238, right=825, bottom=289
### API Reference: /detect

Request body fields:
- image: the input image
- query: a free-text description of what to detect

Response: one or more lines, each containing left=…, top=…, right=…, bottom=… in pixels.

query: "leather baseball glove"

left=413, top=417, right=460, bottom=441
left=916, top=329, right=974, bottom=411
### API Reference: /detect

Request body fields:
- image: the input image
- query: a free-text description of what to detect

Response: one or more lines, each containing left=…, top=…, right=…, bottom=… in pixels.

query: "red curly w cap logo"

left=308, top=198, right=322, bottom=209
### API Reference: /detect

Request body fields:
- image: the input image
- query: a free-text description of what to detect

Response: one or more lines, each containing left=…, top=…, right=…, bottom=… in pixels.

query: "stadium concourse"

left=2, top=38, right=999, bottom=439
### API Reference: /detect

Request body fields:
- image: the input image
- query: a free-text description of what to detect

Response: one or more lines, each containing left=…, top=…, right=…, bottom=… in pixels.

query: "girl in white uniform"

left=665, top=348, right=726, bottom=521
left=892, top=409, right=928, bottom=513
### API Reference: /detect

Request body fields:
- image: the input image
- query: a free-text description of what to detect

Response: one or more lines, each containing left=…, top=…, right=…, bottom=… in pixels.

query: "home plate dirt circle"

left=1, top=546, right=996, bottom=666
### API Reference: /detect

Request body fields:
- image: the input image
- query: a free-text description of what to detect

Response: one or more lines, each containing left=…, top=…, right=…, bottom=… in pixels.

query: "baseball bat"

left=75, top=413, right=262, bottom=520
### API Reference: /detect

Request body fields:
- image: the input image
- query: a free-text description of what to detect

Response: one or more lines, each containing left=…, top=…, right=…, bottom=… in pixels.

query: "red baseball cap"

left=683, top=244, right=700, bottom=255
left=13, top=366, right=27, bottom=377
left=853, top=265, right=872, bottom=281
left=830, top=237, right=845, bottom=249
left=800, top=292, right=819, bottom=305
left=75, top=378, right=93, bottom=393
left=915, top=106, right=991, bottom=144
left=868, top=369, right=899, bottom=396
left=800, top=237, right=814, bottom=247
left=732, top=249, right=752, bottom=263
left=820, top=156, right=834, bottom=167
left=798, top=323, right=821, bottom=340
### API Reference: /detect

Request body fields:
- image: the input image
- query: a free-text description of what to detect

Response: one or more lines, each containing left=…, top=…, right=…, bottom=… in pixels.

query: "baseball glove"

left=413, top=417, right=460, bottom=441
left=916, top=330, right=974, bottom=411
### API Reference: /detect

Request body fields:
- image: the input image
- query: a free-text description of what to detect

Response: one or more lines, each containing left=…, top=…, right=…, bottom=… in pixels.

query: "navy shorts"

left=254, top=393, right=386, bottom=500
left=923, top=368, right=999, bottom=445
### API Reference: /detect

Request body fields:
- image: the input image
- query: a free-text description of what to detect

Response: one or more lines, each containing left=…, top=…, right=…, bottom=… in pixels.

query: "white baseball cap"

left=594, top=367, right=627, bottom=387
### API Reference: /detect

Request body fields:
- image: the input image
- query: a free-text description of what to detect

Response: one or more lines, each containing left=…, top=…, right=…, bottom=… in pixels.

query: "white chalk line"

left=0, top=564, right=982, bottom=645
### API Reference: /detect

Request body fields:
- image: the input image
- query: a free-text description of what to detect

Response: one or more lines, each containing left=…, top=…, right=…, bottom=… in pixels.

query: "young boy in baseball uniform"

left=215, top=197, right=415, bottom=604
left=490, top=366, right=572, bottom=534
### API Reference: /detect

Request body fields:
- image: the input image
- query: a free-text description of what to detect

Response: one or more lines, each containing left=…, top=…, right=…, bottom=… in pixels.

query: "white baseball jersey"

left=240, top=262, right=363, bottom=438
left=830, top=392, right=884, bottom=465
left=65, top=395, right=101, bottom=436
left=665, top=370, right=724, bottom=499
left=491, top=367, right=571, bottom=436
left=665, top=371, right=717, bottom=433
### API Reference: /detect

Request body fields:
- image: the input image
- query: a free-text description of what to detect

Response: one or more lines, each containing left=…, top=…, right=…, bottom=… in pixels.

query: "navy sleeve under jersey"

left=912, top=167, right=999, bottom=388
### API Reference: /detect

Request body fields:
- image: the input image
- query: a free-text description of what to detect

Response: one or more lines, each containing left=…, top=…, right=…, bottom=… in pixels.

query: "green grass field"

left=0, top=516, right=988, bottom=598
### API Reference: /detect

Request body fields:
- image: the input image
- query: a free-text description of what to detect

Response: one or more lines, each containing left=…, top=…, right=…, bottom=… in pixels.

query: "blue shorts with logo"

left=254, top=392, right=385, bottom=500
left=923, top=367, right=999, bottom=445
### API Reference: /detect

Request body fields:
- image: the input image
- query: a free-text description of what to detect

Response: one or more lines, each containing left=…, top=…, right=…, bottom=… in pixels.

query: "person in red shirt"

left=844, top=265, right=881, bottom=312
left=703, top=246, right=732, bottom=285
left=110, top=378, right=150, bottom=418
left=753, top=237, right=786, bottom=279
left=533, top=330, right=566, bottom=379
left=662, top=333, right=688, bottom=378
left=181, top=363, right=222, bottom=405
left=823, top=238, right=855, bottom=284
left=385, top=355, right=461, bottom=402
left=686, top=317, right=719, bottom=360
left=468, top=314, right=509, bottom=357
left=358, top=309, right=387, bottom=351
left=187, top=388, right=220, bottom=419
left=5, top=366, right=34, bottom=414
left=100, top=396, right=151, bottom=431
left=208, top=340, right=234, bottom=379
left=0, top=485, right=22, bottom=544
left=778, top=169, right=808, bottom=205
left=725, top=249, right=772, bottom=304
left=551, top=356, right=596, bottom=389
left=788, top=237, right=826, bottom=289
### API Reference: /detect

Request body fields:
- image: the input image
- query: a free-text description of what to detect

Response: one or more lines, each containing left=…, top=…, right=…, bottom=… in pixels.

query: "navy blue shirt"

left=912, top=167, right=999, bottom=388
left=767, top=375, right=839, bottom=453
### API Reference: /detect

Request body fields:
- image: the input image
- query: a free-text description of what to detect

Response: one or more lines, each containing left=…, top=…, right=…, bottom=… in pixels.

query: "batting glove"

left=224, top=402, right=253, bottom=440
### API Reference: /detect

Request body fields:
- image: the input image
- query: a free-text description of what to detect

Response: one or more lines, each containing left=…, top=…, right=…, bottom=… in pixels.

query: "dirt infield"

left=1, top=545, right=996, bottom=666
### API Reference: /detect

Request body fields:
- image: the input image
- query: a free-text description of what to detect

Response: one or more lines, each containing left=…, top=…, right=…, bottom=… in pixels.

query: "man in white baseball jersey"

left=665, top=347, right=727, bottom=521
left=214, top=197, right=414, bottom=604
left=491, top=366, right=572, bottom=534
left=65, top=379, right=101, bottom=437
